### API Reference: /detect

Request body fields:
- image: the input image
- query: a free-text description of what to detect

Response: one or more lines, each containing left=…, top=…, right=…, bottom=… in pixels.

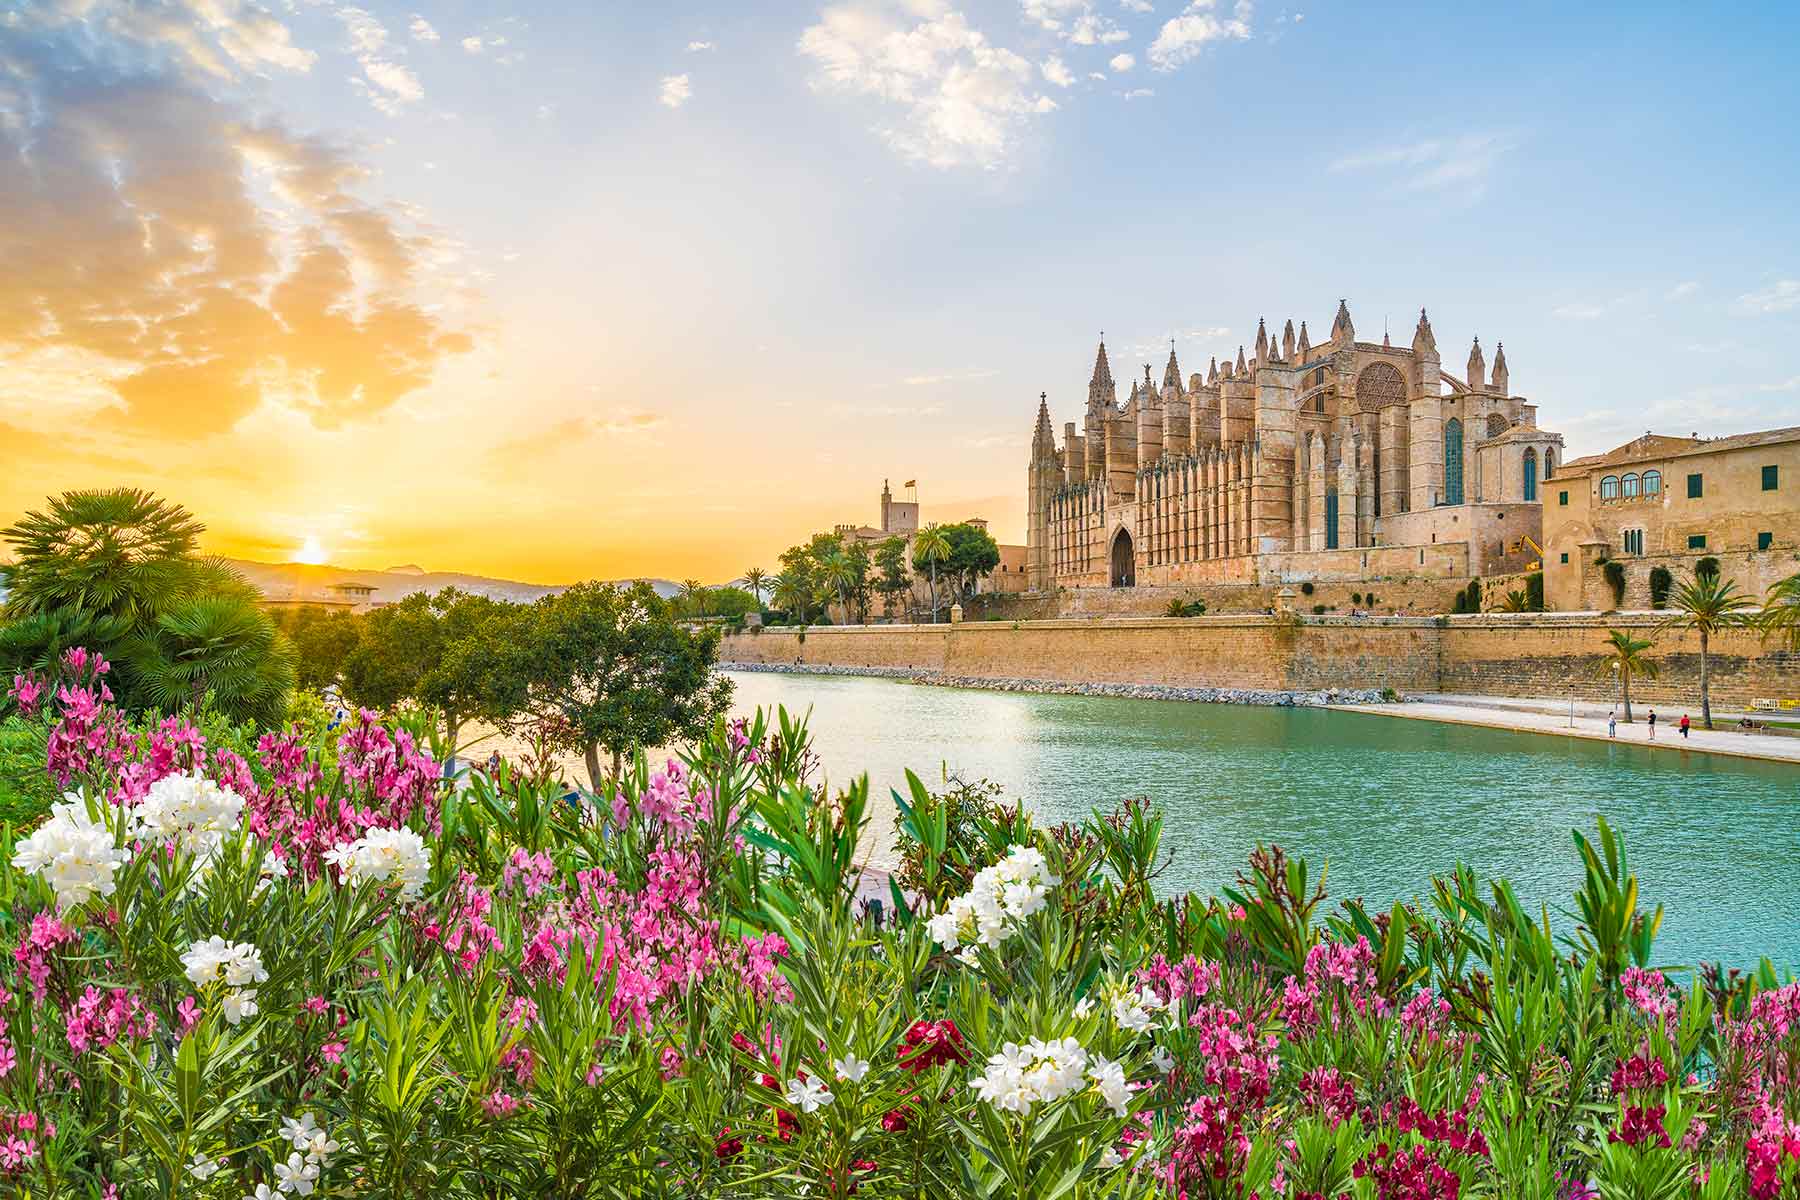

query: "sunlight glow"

left=294, top=535, right=327, bottom=565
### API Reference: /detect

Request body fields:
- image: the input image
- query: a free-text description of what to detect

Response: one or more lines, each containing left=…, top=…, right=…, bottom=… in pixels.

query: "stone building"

left=1542, top=426, right=1800, bottom=610
left=1026, top=303, right=1563, bottom=593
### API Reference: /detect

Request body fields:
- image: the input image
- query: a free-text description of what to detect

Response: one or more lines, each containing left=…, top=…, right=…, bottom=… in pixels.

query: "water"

left=720, top=670, right=1800, bottom=975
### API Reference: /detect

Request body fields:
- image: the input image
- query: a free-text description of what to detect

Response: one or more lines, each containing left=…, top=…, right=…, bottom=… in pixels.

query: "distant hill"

left=228, top=559, right=682, bottom=607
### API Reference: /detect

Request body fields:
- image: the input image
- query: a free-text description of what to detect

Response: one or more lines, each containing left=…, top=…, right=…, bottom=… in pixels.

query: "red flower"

left=898, top=1020, right=968, bottom=1073
left=715, top=1127, right=743, bottom=1159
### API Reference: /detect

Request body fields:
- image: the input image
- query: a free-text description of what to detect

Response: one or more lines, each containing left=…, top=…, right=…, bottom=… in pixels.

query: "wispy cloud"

left=1041, top=55, right=1075, bottom=86
left=798, top=2, right=1058, bottom=169
left=687, top=40, right=715, bottom=51
left=1735, top=280, right=1800, bottom=315
left=1328, top=133, right=1514, bottom=198
left=659, top=73, right=692, bottom=108
left=1759, top=375, right=1800, bottom=394
left=337, top=8, right=423, bottom=115
left=1149, top=0, right=1252, bottom=70
left=1109, top=51, right=1135, bottom=71
left=1120, top=87, right=1153, bottom=99
left=409, top=15, right=439, bottom=42
left=902, top=368, right=1002, bottom=386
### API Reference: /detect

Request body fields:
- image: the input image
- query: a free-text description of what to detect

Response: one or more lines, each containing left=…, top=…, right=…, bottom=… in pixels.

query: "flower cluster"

left=181, top=937, right=268, bottom=1026
left=10, top=795, right=130, bottom=911
left=128, top=771, right=247, bottom=859
left=925, top=844, right=1057, bottom=957
left=970, top=1036, right=1092, bottom=1115
left=323, top=826, right=432, bottom=900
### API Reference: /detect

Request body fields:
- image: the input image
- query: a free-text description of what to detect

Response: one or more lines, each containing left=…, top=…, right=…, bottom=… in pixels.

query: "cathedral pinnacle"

left=1207, top=356, right=1218, bottom=384
left=1163, top=342, right=1182, bottom=393
left=1255, top=318, right=1269, bottom=363
left=1467, top=336, right=1486, bottom=390
left=1491, top=342, right=1509, bottom=393
left=1297, top=321, right=1311, bottom=359
left=1282, top=318, right=1295, bottom=360
left=1235, top=345, right=1247, bottom=376
left=1087, top=335, right=1115, bottom=409
left=1331, top=299, right=1355, bottom=343
left=1411, top=308, right=1436, bottom=355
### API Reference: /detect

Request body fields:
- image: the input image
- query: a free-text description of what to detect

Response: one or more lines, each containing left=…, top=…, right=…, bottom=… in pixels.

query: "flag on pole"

left=902, top=479, right=916, bottom=488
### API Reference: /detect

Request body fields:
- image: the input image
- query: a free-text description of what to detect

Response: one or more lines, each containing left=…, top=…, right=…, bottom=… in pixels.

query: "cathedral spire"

left=1297, top=320, right=1311, bottom=360
left=1235, top=344, right=1247, bottom=376
left=1254, top=318, right=1269, bottom=363
left=1411, top=307, right=1436, bottom=355
left=1207, top=356, right=1218, bottom=384
left=1467, top=336, right=1486, bottom=391
left=1163, top=341, right=1182, bottom=393
left=1087, top=335, right=1115, bottom=409
left=1282, top=318, right=1295, bottom=360
left=1330, top=298, right=1355, bottom=344
left=1033, top=392, right=1056, bottom=455
left=1491, top=342, right=1509, bottom=394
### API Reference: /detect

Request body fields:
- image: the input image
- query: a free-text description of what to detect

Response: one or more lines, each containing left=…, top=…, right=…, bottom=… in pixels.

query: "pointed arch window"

left=1523, top=448, right=1538, bottom=501
left=1444, top=418, right=1464, bottom=505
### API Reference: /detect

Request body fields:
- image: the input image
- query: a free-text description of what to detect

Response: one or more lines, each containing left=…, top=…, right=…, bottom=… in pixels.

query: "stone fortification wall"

left=722, top=615, right=1799, bottom=709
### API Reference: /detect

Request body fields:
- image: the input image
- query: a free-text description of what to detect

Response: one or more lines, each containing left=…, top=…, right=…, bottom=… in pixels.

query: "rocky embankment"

left=718, top=661, right=1395, bottom=707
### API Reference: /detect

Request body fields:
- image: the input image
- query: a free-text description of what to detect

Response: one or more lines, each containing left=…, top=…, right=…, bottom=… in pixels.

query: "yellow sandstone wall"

left=721, top=615, right=1798, bottom=708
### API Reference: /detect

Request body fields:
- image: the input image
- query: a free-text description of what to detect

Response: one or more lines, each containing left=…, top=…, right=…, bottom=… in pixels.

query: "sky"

left=3, top=0, right=1799, bottom=585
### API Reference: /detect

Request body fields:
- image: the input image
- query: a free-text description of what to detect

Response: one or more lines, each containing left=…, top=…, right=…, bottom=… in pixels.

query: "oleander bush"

left=2, top=648, right=1800, bottom=1198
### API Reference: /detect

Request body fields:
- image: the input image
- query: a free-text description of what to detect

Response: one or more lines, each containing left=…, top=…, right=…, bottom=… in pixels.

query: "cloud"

left=335, top=8, right=424, bottom=115
left=409, top=15, right=439, bottom=42
left=1041, top=55, right=1075, bottom=86
left=6, top=0, right=318, bottom=80
left=1121, top=87, right=1152, bottom=99
left=660, top=73, right=692, bottom=108
left=1109, top=51, right=1135, bottom=71
left=1758, top=376, right=1800, bottom=394
left=461, top=36, right=483, bottom=53
left=1327, top=133, right=1514, bottom=198
left=1735, top=280, right=1800, bottom=315
left=687, top=40, right=716, bottom=51
left=902, top=368, right=1002, bottom=386
left=0, top=18, right=475, bottom=437
left=798, top=2, right=1060, bottom=169
left=1121, top=0, right=1155, bottom=11
left=1665, top=280, right=1699, bottom=301
left=1551, top=301, right=1607, bottom=320
left=1069, top=12, right=1131, bottom=44
left=1148, top=0, right=1252, bottom=69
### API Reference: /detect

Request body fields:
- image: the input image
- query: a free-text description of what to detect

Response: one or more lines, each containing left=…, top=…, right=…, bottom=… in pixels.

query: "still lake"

left=719, top=669, right=1800, bottom=975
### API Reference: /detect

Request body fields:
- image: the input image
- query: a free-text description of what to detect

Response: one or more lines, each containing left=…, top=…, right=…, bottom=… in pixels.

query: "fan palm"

left=1593, top=629, right=1658, bottom=724
left=743, top=567, right=767, bottom=608
left=819, top=547, right=855, bottom=623
left=0, top=605, right=133, bottom=675
left=1659, top=571, right=1756, bottom=729
left=912, top=524, right=952, bottom=624
left=121, top=591, right=297, bottom=726
left=770, top=571, right=810, bottom=623
left=1761, top=571, right=1800, bottom=652
left=1, top=488, right=203, bottom=623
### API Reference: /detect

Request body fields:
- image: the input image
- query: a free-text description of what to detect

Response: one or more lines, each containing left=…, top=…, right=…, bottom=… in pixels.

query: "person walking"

left=1647, top=708, right=1657, bottom=739
left=1608, top=710, right=1617, bottom=738
left=1679, top=713, right=1691, bottom=739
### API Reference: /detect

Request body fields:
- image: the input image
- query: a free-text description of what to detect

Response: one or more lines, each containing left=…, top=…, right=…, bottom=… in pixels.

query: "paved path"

left=1336, top=694, right=1800, bottom=766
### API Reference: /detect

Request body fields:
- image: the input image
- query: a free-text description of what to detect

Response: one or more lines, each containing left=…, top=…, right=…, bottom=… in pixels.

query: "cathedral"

left=1026, top=302, right=1565, bottom=592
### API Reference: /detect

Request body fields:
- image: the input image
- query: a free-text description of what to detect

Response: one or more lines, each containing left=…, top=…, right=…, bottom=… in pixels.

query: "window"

left=1443, top=419, right=1464, bottom=504
left=1687, top=472, right=1703, bottom=498
left=1688, top=534, right=1707, bottom=550
left=1764, top=465, right=1780, bottom=491
left=1324, top=491, right=1339, bottom=550
left=1560, top=552, right=1569, bottom=564
left=1558, top=490, right=1569, bottom=506
left=1623, top=529, right=1645, bottom=556
left=1523, top=448, right=1538, bottom=501
left=1643, top=470, right=1662, bottom=496
left=1599, top=475, right=1620, bottom=499
left=1622, top=472, right=1639, bottom=498
left=1759, top=531, right=1774, bottom=551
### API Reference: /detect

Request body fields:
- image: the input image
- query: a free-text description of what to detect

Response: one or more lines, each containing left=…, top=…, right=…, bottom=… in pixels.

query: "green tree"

left=0, top=488, right=203, bottom=625
left=1593, top=629, right=1658, bottom=724
left=121, top=585, right=297, bottom=727
left=770, top=570, right=811, bottom=624
left=1761, top=571, right=1800, bottom=652
left=1660, top=571, right=1755, bottom=729
left=743, top=567, right=767, bottom=608
left=818, top=546, right=856, bottom=623
left=912, top=524, right=952, bottom=623
left=511, top=581, right=733, bottom=789
left=0, top=606, right=133, bottom=675
left=941, top=522, right=1001, bottom=598
left=272, top=605, right=364, bottom=693
left=680, top=579, right=706, bottom=618
left=341, top=589, right=526, bottom=748
left=845, top=541, right=873, bottom=623
left=874, top=536, right=911, bottom=618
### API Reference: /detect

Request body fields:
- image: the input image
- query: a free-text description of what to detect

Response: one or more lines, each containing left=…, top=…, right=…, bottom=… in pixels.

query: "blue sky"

left=3, top=0, right=1798, bottom=580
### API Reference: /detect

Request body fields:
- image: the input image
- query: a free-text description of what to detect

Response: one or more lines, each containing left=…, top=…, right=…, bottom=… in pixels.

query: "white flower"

left=245, top=1187, right=278, bottom=1200
left=971, top=1036, right=1090, bottom=1115
left=181, top=937, right=267, bottom=989
left=10, top=794, right=130, bottom=911
left=927, top=845, right=1059, bottom=958
left=273, top=1151, right=319, bottom=1195
left=1150, top=1045, right=1174, bottom=1074
left=221, top=988, right=259, bottom=1026
left=323, top=826, right=431, bottom=899
left=784, top=1075, right=833, bottom=1113
left=833, top=1054, right=870, bottom=1083
left=187, top=1151, right=222, bottom=1179
left=1088, top=1055, right=1131, bottom=1117
left=1073, top=997, right=1095, bottom=1019
left=300, top=1129, right=340, bottom=1163
left=1099, top=1145, right=1123, bottom=1168
left=130, top=772, right=245, bottom=857
left=280, top=1113, right=321, bottom=1151
left=256, top=850, right=290, bottom=894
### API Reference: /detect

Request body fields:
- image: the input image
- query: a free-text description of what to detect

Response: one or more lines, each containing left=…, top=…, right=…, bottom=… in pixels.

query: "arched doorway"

left=1109, top=527, right=1135, bottom=588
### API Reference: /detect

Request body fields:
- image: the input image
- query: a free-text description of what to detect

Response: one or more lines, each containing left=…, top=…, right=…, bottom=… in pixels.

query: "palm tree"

left=743, top=567, right=767, bottom=609
left=1660, top=571, right=1756, bottom=729
left=122, top=590, right=297, bottom=726
left=819, top=547, right=855, bottom=623
left=679, top=578, right=704, bottom=619
left=770, top=571, right=809, bottom=623
left=1761, top=571, right=1800, bottom=651
left=1, top=487, right=203, bottom=623
left=912, top=524, right=952, bottom=623
left=1494, top=590, right=1530, bottom=613
left=0, top=605, right=133, bottom=674
left=1594, top=629, right=1658, bottom=724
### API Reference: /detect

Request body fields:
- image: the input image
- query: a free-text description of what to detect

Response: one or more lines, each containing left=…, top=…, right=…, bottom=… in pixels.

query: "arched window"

left=1325, top=491, right=1340, bottom=549
left=1523, top=448, right=1538, bottom=501
left=1444, top=419, right=1464, bottom=505
left=1487, top=414, right=1508, bottom=439
left=1622, top=472, right=1640, bottom=498
left=1545, top=450, right=1556, bottom=477
left=1600, top=475, right=1620, bottom=499
left=1642, top=470, right=1662, bottom=496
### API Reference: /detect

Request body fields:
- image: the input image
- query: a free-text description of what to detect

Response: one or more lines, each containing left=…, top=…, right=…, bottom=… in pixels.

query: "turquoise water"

left=722, top=670, right=1800, bottom=975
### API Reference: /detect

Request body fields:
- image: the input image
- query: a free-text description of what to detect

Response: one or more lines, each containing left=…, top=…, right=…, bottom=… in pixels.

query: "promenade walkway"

left=1337, top=693, right=1800, bottom=766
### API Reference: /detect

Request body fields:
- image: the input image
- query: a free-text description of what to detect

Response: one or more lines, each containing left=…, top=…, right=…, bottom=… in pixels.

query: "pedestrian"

left=1679, top=713, right=1690, bottom=739
left=1608, top=710, right=1617, bottom=738
left=1647, top=708, right=1657, bottom=739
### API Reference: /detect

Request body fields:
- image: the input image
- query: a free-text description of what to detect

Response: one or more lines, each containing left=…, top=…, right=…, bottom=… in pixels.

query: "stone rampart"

left=721, top=614, right=1799, bottom=709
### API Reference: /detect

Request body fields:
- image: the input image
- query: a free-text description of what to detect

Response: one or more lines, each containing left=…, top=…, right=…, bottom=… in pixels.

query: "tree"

left=511, top=581, right=733, bottom=790
left=819, top=546, right=857, bottom=623
left=121, top=585, right=296, bottom=727
left=0, top=606, right=133, bottom=675
left=1660, top=571, right=1755, bottom=729
left=341, top=589, right=527, bottom=748
left=845, top=541, right=873, bottom=623
left=1594, top=629, right=1658, bottom=723
left=912, top=524, right=952, bottom=623
left=941, top=523, right=1001, bottom=598
left=680, top=579, right=706, bottom=619
left=770, top=570, right=811, bottom=624
left=272, top=605, right=363, bottom=693
left=743, top=567, right=767, bottom=608
left=1, top=488, right=203, bottom=625
left=874, top=536, right=911, bottom=618
left=1761, top=571, right=1800, bottom=652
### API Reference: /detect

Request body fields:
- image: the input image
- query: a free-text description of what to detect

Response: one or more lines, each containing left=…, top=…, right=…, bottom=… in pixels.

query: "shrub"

left=1526, top=570, right=1545, bottom=611
left=1603, top=559, right=1628, bottom=607
left=1648, top=566, right=1673, bottom=609
left=1351, top=592, right=1363, bottom=605
left=1696, top=556, right=1721, bottom=580
left=1311, top=603, right=1327, bottom=614
left=1299, top=582, right=1315, bottom=596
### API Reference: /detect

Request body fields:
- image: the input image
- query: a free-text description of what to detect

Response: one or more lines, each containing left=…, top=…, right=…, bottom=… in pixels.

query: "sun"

left=294, top=535, right=328, bottom=566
